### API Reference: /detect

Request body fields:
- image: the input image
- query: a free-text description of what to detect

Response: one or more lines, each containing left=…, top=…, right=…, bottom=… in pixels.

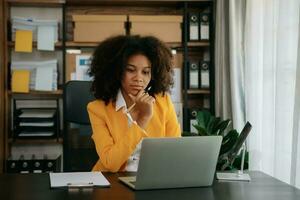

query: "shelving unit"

left=3, top=0, right=65, bottom=173
left=2, top=0, right=215, bottom=173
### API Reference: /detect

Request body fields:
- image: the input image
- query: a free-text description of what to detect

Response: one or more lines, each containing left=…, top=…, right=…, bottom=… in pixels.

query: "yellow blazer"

left=87, top=93, right=181, bottom=172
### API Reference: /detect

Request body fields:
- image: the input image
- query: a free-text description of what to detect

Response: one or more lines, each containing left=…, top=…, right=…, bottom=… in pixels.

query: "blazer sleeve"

left=164, top=94, right=181, bottom=137
left=87, top=102, right=148, bottom=172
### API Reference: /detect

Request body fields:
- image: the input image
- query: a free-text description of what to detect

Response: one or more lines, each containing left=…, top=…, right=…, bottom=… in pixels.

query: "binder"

left=188, top=13, right=199, bottom=41
left=188, top=61, right=200, bottom=89
left=43, top=154, right=61, bottom=173
left=200, top=61, right=210, bottom=88
left=19, top=155, right=31, bottom=174
left=6, top=157, right=20, bottom=173
left=200, top=13, right=209, bottom=40
left=189, top=108, right=199, bottom=133
left=32, top=154, right=43, bottom=173
left=6, top=154, right=61, bottom=173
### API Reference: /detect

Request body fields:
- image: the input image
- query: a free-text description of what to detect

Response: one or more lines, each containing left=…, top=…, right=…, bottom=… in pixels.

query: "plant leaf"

left=216, top=119, right=231, bottom=136
left=219, top=130, right=239, bottom=155
left=193, top=124, right=208, bottom=136
left=196, top=110, right=211, bottom=129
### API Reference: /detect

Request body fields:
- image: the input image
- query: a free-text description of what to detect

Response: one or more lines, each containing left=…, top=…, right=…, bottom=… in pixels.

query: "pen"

left=126, top=86, right=151, bottom=113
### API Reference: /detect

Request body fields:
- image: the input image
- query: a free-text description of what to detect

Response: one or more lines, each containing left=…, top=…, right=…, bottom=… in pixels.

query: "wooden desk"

left=0, top=171, right=299, bottom=200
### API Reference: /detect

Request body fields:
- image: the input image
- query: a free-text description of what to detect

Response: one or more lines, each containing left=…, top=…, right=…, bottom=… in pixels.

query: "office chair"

left=63, top=80, right=98, bottom=172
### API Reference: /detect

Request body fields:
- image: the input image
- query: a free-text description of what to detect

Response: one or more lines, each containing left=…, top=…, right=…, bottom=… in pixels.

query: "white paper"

left=35, top=66, right=53, bottom=91
left=12, top=17, right=58, bottom=42
left=200, top=24, right=209, bottom=40
left=190, top=71, right=199, bottom=88
left=201, top=70, right=210, bottom=88
left=190, top=119, right=198, bottom=133
left=11, top=59, right=58, bottom=91
left=49, top=172, right=110, bottom=188
left=20, top=122, right=54, bottom=127
left=170, top=68, right=182, bottom=103
left=37, top=26, right=55, bottom=51
left=19, top=110, right=56, bottom=118
left=190, top=25, right=199, bottom=40
left=19, top=131, right=55, bottom=137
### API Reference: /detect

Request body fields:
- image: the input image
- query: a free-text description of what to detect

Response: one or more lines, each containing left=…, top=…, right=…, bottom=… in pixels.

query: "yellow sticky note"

left=15, top=30, right=33, bottom=52
left=12, top=70, right=30, bottom=93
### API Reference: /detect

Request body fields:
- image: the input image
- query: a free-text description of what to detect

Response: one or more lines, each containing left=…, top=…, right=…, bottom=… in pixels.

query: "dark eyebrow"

left=126, top=64, right=151, bottom=69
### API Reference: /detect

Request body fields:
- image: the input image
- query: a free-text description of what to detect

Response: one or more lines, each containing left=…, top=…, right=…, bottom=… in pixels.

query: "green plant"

left=182, top=110, right=248, bottom=171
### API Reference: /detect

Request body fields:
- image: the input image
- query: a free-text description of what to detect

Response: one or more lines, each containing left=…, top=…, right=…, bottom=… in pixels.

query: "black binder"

left=200, top=12, right=210, bottom=40
left=200, top=61, right=210, bottom=88
left=188, top=12, right=200, bottom=41
left=188, top=60, right=200, bottom=89
left=188, top=108, right=199, bottom=133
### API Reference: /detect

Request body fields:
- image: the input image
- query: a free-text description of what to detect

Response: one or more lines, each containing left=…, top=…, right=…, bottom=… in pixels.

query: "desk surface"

left=0, top=171, right=299, bottom=200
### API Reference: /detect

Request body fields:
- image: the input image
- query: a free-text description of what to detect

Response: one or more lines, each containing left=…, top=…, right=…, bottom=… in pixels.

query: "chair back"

left=63, top=80, right=97, bottom=172
left=64, top=81, right=95, bottom=124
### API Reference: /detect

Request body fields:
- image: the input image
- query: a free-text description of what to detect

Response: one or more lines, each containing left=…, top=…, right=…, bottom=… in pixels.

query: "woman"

left=88, top=35, right=181, bottom=172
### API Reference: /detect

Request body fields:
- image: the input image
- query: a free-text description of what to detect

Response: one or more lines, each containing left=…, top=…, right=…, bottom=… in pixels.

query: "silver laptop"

left=119, top=136, right=222, bottom=190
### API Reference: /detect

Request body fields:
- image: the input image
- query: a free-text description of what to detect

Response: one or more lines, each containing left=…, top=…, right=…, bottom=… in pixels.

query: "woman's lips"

left=131, top=85, right=144, bottom=90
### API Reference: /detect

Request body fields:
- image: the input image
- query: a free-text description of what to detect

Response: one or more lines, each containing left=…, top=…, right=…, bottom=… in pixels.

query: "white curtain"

left=215, top=0, right=247, bottom=131
left=245, top=0, right=300, bottom=187
left=215, top=0, right=300, bottom=187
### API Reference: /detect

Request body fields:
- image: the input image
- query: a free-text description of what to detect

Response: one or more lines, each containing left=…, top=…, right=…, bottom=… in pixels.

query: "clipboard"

left=49, top=172, right=110, bottom=188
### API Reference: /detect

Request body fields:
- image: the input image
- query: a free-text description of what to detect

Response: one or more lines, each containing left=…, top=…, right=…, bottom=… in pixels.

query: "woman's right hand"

left=128, top=89, right=155, bottom=129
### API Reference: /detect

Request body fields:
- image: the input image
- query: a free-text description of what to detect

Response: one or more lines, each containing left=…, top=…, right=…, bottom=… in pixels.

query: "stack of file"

left=12, top=17, right=58, bottom=51
left=11, top=60, right=58, bottom=91
left=15, top=108, right=58, bottom=138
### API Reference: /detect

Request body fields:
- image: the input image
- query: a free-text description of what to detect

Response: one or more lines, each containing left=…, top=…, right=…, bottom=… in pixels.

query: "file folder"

left=188, top=13, right=199, bottom=41
left=12, top=69, right=30, bottom=93
left=15, top=30, right=33, bottom=52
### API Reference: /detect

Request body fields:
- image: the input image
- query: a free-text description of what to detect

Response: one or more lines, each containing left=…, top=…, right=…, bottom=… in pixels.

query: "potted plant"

left=182, top=110, right=248, bottom=171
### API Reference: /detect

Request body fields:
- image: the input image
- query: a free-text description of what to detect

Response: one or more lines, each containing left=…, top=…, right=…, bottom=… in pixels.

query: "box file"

left=129, top=15, right=182, bottom=43
left=72, top=15, right=126, bottom=42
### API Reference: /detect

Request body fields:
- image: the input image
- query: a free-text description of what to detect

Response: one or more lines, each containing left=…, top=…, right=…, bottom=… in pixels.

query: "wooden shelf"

left=9, top=90, right=63, bottom=99
left=66, top=42, right=99, bottom=48
left=8, top=137, right=63, bottom=144
left=8, top=41, right=63, bottom=49
left=7, top=0, right=65, bottom=6
left=65, top=41, right=184, bottom=48
left=186, top=89, right=210, bottom=94
left=187, top=41, right=210, bottom=47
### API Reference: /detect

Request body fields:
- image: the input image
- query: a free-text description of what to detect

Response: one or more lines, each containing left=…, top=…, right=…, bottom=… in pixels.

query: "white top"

left=115, top=89, right=142, bottom=172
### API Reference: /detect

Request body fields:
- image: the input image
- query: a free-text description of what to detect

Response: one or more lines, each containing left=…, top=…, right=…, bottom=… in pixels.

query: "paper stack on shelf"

left=11, top=59, right=58, bottom=91
left=12, top=17, right=58, bottom=51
